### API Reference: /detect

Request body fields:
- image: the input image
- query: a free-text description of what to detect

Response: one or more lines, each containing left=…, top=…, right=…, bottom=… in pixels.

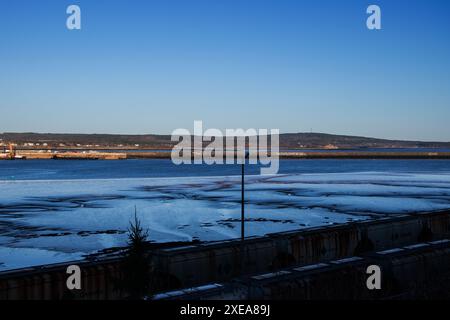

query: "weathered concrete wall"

left=156, top=239, right=450, bottom=300
left=154, top=210, right=450, bottom=287
left=0, top=259, right=124, bottom=300
left=1, top=210, right=449, bottom=300
left=245, top=241, right=450, bottom=300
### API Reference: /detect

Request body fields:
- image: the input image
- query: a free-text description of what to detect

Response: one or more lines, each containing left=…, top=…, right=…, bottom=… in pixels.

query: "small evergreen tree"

left=121, top=207, right=152, bottom=299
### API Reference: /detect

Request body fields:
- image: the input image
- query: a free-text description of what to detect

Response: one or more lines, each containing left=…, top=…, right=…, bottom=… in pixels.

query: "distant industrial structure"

left=0, top=143, right=23, bottom=160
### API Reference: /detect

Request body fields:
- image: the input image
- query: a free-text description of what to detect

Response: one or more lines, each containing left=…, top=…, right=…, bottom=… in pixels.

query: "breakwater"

left=2, top=150, right=450, bottom=160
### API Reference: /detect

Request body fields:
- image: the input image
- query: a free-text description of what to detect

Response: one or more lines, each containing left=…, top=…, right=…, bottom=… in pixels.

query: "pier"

left=2, top=149, right=450, bottom=160
left=0, top=151, right=127, bottom=160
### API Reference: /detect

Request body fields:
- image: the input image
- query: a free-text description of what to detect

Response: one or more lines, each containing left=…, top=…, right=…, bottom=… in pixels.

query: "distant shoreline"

left=2, top=132, right=450, bottom=151
left=2, top=150, right=450, bottom=160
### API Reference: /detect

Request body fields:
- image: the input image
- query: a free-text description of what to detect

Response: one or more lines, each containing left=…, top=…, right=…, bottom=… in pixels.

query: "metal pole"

left=241, top=162, right=245, bottom=242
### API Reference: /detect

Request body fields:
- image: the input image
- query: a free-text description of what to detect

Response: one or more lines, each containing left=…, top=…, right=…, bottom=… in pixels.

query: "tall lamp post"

left=241, top=158, right=245, bottom=242
left=241, top=151, right=249, bottom=242
left=239, top=151, right=249, bottom=275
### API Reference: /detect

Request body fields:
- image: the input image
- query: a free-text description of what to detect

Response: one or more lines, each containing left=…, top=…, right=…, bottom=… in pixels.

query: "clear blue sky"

left=1, top=0, right=449, bottom=141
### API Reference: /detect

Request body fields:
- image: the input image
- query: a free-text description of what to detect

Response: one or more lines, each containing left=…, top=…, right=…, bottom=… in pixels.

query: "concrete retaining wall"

left=154, top=210, right=450, bottom=287
left=1, top=210, right=449, bottom=300
left=156, top=239, right=450, bottom=300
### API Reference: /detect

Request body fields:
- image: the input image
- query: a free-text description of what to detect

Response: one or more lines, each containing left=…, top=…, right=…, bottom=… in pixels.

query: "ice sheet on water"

left=1, top=172, right=450, bottom=271
left=0, top=247, right=85, bottom=271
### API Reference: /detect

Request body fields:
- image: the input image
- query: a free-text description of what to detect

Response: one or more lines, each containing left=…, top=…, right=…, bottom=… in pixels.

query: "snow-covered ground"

left=1, top=172, right=450, bottom=271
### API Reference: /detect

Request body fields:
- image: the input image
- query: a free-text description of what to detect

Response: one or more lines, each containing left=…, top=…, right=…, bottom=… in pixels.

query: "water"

left=1, top=159, right=450, bottom=181
left=1, top=159, right=450, bottom=271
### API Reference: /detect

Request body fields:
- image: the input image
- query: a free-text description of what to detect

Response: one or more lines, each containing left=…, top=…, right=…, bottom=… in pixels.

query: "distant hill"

left=278, top=133, right=450, bottom=149
left=0, top=132, right=174, bottom=149
left=1, top=132, right=449, bottom=149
